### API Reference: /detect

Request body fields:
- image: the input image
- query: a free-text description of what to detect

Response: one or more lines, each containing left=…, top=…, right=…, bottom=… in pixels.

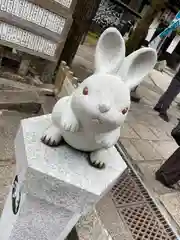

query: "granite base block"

left=0, top=115, right=127, bottom=239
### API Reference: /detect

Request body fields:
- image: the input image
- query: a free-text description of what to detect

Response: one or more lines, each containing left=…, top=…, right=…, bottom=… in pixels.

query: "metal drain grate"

left=111, top=169, right=146, bottom=207
left=110, top=169, right=177, bottom=240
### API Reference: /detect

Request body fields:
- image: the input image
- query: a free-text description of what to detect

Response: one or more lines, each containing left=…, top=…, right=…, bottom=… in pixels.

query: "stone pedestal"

left=0, top=115, right=127, bottom=240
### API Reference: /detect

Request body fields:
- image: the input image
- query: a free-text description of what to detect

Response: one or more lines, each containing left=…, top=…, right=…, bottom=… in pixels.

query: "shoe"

left=130, top=88, right=141, bottom=103
left=153, top=106, right=161, bottom=112
left=130, top=92, right=141, bottom=103
left=131, top=95, right=141, bottom=102
left=159, top=112, right=169, bottom=122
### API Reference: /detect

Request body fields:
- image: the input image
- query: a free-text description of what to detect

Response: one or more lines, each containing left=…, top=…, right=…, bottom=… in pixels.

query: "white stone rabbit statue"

left=42, top=27, right=157, bottom=169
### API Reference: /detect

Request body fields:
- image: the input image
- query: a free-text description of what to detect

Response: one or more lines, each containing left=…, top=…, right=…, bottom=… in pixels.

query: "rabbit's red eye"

left=122, top=107, right=128, bottom=115
left=83, top=87, right=88, bottom=95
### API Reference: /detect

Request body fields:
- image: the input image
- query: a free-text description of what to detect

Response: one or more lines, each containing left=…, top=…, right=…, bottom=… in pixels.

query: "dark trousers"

left=155, top=77, right=180, bottom=113
left=156, top=147, right=180, bottom=186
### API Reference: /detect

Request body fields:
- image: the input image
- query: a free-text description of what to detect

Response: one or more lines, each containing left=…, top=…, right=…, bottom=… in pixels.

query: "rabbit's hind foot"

left=88, top=150, right=106, bottom=170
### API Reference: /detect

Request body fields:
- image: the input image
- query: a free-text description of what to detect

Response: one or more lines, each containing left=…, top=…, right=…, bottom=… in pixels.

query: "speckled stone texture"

left=77, top=208, right=112, bottom=240
left=0, top=114, right=127, bottom=240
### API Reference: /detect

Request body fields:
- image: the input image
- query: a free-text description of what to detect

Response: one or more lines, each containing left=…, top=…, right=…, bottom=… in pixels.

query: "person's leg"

left=160, top=78, right=180, bottom=111
left=154, top=77, right=180, bottom=121
left=156, top=147, right=180, bottom=187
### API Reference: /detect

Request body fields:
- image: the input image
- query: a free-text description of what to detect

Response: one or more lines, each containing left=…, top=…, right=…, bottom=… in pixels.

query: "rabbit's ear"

left=95, top=27, right=125, bottom=74
left=118, top=47, right=157, bottom=89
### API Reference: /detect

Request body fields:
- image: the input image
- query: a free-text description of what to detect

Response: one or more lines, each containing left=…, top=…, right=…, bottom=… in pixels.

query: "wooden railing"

left=54, top=60, right=79, bottom=98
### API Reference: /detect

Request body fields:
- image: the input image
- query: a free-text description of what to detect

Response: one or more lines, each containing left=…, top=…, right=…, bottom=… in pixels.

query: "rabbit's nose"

left=98, top=104, right=110, bottom=113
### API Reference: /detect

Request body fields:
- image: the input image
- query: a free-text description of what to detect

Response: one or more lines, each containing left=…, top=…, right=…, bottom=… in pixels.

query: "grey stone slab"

left=129, top=122, right=158, bottom=140
left=0, top=77, right=54, bottom=95
left=125, top=112, right=137, bottom=123
left=112, top=234, right=133, bottom=240
left=76, top=44, right=95, bottom=63
left=71, top=56, right=93, bottom=81
left=120, top=139, right=144, bottom=161
left=130, top=139, right=163, bottom=160
left=10, top=194, right=75, bottom=240
left=128, top=111, right=159, bottom=126
left=96, top=194, right=133, bottom=240
left=130, top=102, right=157, bottom=115
left=40, top=96, right=56, bottom=114
left=38, top=84, right=55, bottom=96
left=160, top=193, right=180, bottom=227
left=169, top=107, right=180, bottom=120
left=148, top=126, right=172, bottom=141
left=0, top=110, right=33, bottom=161
left=159, top=122, right=177, bottom=139
left=120, top=123, right=140, bottom=139
left=16, top=115, right=127, bottom=211
left=138, top=161, right=175, bottom=196
left=150, top=141, right=178, bottom=159
left=0, top=162, right=15, bottom=214
left=77, top=209, right=112, bottom=240
left=140, top=96, right=154, bottom=106
left=138, top=85, right=160, bottom=105
left=0, top=91, right=41, bottom=113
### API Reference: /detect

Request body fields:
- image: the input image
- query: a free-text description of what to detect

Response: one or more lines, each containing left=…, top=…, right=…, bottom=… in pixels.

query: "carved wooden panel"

left=0, top=0, right=76, bottom=61
left=0, top=0, right=66, bottom=34
left=0, top=22, right=57, bottom=56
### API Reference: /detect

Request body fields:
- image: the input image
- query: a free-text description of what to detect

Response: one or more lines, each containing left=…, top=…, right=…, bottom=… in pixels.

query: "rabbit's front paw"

left=41, top=125, right=63, bottom=147
left=61, top=117, right=79, bottom=132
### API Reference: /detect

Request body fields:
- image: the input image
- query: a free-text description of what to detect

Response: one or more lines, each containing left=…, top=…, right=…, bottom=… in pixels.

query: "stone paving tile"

left=140, top=97, right=154, bottom=107
left=148, top=126, right=172, bottom=141
left=120, top=139, right=144, bottom=161
left=77, top=208, right=112, bottom=240
left=125, top=112, right=137, bottom=123
left=129, top=122, right=158, bottom=140
left=138, top=161, right=176, bottom=196
left=150, top=141, right=178, bottom=159
left=138, top=85, right=160, bottom=105
left=120, top=123, right=140, bottom=139
left=130, top=139, right=163, bottom=160
left=130, top=102, right=157, bottom=115
left=128, top=112, right=161, bottom=127
left=160, top=193, right=180, bottom=227
left=112, top=235, right=132, bottom=240
left=96, top=194, right=133, bottom=240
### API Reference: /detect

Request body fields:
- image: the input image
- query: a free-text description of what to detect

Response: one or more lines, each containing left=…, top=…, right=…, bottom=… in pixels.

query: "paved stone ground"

left=119, top=81, right=180, bottom=234
left=0, top=37, right=180, bottom=239
left=71, top=40, right=180, bottom=239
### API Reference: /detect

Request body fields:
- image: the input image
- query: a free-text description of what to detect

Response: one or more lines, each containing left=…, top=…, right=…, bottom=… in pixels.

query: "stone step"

left=0, top=77, right=55, bottom=95
left=0, top=90, right=41, bottom=113
left=40, top=95, right=56, bottom=114
left=0, top=110, right=35, bottom=161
